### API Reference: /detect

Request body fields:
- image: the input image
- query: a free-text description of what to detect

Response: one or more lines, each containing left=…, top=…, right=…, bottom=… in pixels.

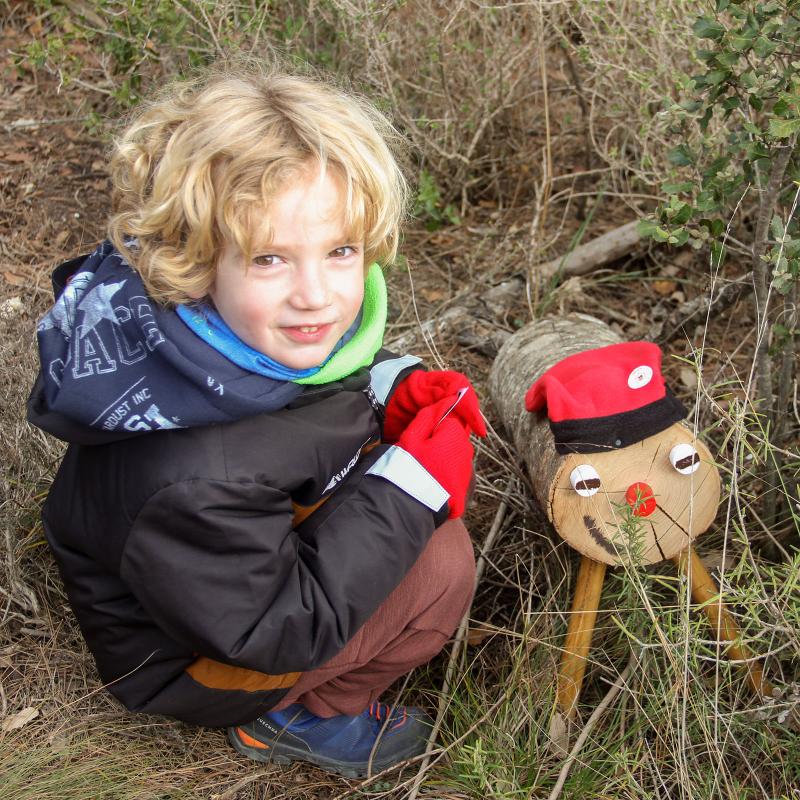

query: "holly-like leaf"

left=771, top=214, right=786, bottom=242
left=693, top=16, right=726, bottom=40
left=704, top=69, right=730, bottom=85
left=2, top=707, right=39, bottom=732
left=667, top=144, right=694, bottom=166
left=668, top=229, right=690, bottom=246
left=729, top=32, right=755, bottom=51
left=753, top=35, right=777, bottom=58
left=662, top=181, right=696, bottom=193
left=653, top=226, right=672, bottom=243
left=672, top=202, right=694, bottom=225
left=716, top=50, right=741, bottom=67
left=768, top=117, right=800, bottom=138
left=637, top=218, right=659, bottom=237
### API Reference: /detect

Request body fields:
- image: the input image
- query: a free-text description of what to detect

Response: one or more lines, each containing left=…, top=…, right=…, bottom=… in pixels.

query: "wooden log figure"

left=489, top=314, right=774, bottom=737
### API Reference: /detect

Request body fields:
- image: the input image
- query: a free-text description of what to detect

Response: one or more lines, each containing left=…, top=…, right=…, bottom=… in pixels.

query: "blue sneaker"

left=228, top=702, right=432, bottom=778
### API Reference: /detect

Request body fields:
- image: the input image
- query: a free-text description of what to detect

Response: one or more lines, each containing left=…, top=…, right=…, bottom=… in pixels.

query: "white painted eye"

left=670, top=443, right=700, bottom=475
left=570, top=464, right=601, bottom=497
left=627, top=365, right=653, bottom=389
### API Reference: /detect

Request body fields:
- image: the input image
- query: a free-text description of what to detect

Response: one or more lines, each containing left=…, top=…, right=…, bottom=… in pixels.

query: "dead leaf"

left=466, top=625, right=494, bottom=646
left=0, top=297, right=24, bottom=318
left=652, top=279, right=678, bottom=296
left=680, top=367, right=698, bottom=390
left=2, top=706, right=39, bottom=732
left=2, top=271, right=26, bottom=286
left=3, top=152, right=32, bottom=163
left=429, top=232, right=455, bottom=246
left=420, top=287, right=446, bottom=302
left=54, top=230, right=70, bottom=247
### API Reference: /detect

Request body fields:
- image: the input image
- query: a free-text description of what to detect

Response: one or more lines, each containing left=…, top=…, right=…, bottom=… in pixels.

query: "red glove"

left=397, top=397, right=477, bottom=519
left=384, top=370, right=486, bottom=443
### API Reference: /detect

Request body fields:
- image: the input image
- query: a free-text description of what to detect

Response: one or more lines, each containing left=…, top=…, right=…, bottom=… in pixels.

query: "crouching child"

left=27, top=64, right=485, bottom=779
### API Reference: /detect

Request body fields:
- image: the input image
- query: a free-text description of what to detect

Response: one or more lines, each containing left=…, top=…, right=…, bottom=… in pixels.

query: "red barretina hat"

left=525, top=341, right=686, bottom=454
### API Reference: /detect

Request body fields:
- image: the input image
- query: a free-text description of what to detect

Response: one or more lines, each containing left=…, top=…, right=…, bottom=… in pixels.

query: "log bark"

left=488, top=314, right=621, bottom=515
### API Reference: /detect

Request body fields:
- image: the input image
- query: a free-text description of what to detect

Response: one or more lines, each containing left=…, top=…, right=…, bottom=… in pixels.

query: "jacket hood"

left=27, top=241, right=304, bottom=444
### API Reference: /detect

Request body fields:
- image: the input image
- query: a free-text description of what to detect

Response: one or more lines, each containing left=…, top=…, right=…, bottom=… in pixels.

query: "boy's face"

left=209, top=166, right=366, bottom=370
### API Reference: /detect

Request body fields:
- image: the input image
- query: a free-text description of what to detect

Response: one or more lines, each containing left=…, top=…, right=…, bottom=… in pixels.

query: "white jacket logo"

left=323, top=442, right=367, bottom=494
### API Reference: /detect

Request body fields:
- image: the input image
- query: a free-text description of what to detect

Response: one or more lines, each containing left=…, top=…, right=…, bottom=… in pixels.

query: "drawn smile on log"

left=582, top=514, right=617, bottom=556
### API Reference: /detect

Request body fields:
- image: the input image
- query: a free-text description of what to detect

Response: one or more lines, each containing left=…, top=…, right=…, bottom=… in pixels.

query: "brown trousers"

left=273, top=519, right=476, bottom=717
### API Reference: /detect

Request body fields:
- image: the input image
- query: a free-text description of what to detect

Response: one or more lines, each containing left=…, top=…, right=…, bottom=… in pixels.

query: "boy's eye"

left=252, top=254, right=283, bottom=267
left=329, top=246, right=356, bottom=258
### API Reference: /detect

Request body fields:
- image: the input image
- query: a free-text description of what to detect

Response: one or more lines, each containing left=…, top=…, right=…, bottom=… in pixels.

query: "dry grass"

left=1, top=1, right=798, bottom=797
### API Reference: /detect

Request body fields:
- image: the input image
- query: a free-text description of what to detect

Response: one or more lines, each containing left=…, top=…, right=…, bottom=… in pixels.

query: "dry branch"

left=389, top=222, right=645, bottom=358
left=535, top=220, right=644, bottom=279
left=651, top=271, right=753, bottom=342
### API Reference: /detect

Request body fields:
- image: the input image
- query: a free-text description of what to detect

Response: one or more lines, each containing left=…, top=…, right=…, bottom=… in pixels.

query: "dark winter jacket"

left=28, top=247, right=446, bottom=728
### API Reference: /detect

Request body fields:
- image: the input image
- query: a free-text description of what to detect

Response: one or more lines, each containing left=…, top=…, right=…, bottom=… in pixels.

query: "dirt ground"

left=2, top=6, right=798, bottom=800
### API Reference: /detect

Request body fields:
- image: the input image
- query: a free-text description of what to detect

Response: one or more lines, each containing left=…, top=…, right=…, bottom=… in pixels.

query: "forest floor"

left=1, top=4, right=799, bottom=800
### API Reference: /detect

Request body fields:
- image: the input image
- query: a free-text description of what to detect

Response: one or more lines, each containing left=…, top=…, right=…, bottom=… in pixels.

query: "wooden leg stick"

left=673, top=546, right=774, bottom=698
left=556, top=555, right=608, bottom=719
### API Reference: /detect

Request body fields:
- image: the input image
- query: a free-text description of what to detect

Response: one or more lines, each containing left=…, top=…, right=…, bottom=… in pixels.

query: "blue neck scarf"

left=176, top=303, right=360, bottom=381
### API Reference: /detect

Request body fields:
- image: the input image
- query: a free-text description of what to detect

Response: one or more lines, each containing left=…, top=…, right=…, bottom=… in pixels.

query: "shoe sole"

left=228, top=726, right=422, bottom=779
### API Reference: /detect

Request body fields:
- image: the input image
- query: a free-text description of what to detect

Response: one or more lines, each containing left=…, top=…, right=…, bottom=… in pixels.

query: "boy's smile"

left=208, top=165, right=365, bottom=371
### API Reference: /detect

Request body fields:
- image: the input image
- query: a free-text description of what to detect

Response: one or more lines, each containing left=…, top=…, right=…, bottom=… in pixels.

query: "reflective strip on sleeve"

left=369, top=355, right=422, bottom=405
left=366, top=446, right=449, bottom=512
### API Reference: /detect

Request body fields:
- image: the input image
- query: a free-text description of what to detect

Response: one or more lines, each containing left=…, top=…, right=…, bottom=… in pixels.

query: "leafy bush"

left=641, top=0, right=799, bottom=534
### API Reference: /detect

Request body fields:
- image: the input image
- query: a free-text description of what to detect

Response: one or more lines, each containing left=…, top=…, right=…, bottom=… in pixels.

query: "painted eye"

left=570, top=464, right=601, bottom=497
left=670, top=443, right=700, bottom=475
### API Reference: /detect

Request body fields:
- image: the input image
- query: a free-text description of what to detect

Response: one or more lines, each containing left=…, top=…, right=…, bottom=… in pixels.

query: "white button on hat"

left=627, top=365, right=653, bottom=389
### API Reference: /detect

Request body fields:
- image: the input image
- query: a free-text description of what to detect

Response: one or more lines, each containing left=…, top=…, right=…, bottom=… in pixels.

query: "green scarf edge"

left=294, top=262, right=387, bottom=385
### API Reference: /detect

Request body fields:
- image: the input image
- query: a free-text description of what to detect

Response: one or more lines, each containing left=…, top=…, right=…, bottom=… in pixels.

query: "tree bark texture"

left=488, top=314, right=622, bottom=514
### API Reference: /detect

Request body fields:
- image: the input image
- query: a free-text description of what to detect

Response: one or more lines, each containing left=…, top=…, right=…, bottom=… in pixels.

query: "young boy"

left=28, top=65, right=485, bottom=779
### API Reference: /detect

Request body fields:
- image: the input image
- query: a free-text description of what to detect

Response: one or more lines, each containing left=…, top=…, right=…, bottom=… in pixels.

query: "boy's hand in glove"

left=396, top=396, right=485, bottom=519
left=384, top=370, right=486, bottom=443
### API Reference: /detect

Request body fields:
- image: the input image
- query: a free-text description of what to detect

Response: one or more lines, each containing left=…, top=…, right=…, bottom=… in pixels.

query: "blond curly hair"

left=108, top=64, right=409, bottom=306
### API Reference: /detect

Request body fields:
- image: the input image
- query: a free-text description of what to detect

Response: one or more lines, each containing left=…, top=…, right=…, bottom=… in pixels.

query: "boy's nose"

left=292, top=264, right=331, bottom=309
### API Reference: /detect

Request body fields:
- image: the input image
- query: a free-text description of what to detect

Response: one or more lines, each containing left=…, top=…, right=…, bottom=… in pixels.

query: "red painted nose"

left=626, top=482, right=656, bottom=517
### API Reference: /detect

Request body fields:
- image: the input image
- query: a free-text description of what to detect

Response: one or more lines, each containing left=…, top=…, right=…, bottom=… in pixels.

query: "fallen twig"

left=652, top=272, right=753, bottom=342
